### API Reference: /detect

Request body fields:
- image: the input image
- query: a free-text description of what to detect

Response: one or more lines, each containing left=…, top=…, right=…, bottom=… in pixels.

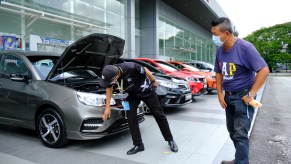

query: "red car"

left=168, top=61, right=217, bottom=93
left=136, top=58, right=206, bottom=98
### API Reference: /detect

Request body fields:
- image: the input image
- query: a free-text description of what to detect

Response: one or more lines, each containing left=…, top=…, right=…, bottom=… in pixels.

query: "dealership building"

left=0, top=0, right=228, bottom=64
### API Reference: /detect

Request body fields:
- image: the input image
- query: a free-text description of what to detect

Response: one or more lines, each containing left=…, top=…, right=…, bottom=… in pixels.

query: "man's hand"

left=218, top=93, right=227, bottom=109
left=241, top=95, right=253, bottom=105
left=102, top=108, right=111, bottom=121
left=152, top=81, right=158, bottom=87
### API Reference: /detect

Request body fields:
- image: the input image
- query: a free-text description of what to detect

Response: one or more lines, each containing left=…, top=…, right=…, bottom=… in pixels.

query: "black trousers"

left=126, top=90, right=173, bottom=145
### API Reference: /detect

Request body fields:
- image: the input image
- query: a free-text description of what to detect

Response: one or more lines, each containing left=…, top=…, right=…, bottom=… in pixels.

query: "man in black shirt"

left=100, top=62, right=178, bottom=155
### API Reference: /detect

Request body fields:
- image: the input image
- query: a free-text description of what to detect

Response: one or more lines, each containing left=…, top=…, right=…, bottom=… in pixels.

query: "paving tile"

left=183, top=153, right=214, bottom=164
left=0, top=153, right=36, bottom=164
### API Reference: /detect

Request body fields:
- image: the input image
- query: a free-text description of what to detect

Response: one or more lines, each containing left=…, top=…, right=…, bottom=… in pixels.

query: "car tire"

left=36, top=108, right=67, bottom=148
left=206, top=89, right=213, bottom=93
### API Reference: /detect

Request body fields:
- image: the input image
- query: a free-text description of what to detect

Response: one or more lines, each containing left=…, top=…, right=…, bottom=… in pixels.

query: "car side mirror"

left=207, top=68, right=213, bottom=72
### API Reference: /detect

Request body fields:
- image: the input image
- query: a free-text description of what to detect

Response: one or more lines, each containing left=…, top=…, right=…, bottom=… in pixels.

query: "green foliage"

left=244, top=22, right=291, bottom=72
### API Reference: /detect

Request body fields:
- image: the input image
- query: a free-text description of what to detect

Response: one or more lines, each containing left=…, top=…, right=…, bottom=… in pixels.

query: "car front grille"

left=103, top=114, right=145, bottom=134
left=178, top=84, right=188, bottom=89
left=159, top=93, right=191, bottom=106
left=198, top=78, right=206, bottom=83
left=81, top=118, right=105, bottom=132
left=80, top=114, right=144, bottom=135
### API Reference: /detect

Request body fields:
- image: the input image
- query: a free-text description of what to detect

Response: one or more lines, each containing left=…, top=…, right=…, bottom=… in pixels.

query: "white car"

left=185, top=61, right=214, bottom=72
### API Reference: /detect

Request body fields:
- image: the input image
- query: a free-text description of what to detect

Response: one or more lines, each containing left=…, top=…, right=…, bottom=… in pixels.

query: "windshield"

left=27, top=56, right=59, bottom=80
left=205, top=63, right=214, bottom=69
left=183, top=64, right=200, bottom=71
left=155, top=61, right=179, bottom=72
left=27, top=56, right=99, bottom=80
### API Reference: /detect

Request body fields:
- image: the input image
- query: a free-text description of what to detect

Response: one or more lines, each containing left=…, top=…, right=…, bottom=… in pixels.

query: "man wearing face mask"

left=100, top=62, right=178, bottom=155
left=211, top=17, right=269, bottom=164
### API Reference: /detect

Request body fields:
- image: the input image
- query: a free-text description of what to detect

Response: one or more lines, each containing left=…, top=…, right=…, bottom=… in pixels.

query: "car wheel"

left=37, top=108, right=67, bottom=148
left=202, top=88, right=208, bottom=95
left=143, top=103, right=152, bottom=114
left=206, top=89, right=213, bottom=93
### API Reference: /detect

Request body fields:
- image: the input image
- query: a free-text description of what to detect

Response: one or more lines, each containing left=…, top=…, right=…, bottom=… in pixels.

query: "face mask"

left=212, top=35, right=225, bottom=47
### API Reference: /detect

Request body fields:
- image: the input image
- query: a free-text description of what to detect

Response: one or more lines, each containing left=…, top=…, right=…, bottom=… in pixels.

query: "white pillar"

left=126, top=0, right=136, bottom=58
left=20, top=0, right=26, bottom=50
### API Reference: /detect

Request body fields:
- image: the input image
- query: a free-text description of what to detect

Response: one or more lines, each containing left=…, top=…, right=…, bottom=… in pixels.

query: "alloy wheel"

left=39, top=113, right=61, bottom=144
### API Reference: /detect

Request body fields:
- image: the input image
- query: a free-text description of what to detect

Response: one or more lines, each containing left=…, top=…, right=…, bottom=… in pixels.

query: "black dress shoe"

left=168, top=140, right=178, bottom=152
left=127, top=143, right=144, bottom=155
left=221, top=159, right=235, bottom=164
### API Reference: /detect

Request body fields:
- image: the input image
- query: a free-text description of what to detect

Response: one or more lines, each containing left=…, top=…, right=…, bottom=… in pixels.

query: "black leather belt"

left=225, top=88, right=250, bottom=95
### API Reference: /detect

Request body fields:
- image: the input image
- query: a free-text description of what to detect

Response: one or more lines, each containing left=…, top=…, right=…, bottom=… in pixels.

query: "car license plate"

left=185, top=94, right=192, bottom=100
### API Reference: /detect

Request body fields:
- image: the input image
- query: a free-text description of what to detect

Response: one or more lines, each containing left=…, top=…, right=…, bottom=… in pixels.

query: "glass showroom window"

left=0, top=0, right=126, bottom=54
left=158, top=16, right=216, bottom=63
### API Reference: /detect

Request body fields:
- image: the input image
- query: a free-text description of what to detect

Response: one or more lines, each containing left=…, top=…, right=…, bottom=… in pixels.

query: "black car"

left=118, top=58, right=192, bottom=114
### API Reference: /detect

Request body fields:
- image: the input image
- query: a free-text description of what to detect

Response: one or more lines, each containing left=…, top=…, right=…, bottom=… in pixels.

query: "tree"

left=244, top=22, right=291, bottom=72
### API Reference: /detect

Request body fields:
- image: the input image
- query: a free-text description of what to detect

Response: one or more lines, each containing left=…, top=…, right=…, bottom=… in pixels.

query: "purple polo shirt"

left=214, top=38, right=267, bottom=92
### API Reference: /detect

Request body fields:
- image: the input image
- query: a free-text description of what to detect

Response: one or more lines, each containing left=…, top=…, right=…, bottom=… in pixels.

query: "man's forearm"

left=216, top=73, right=223, bottom=94
left=105, top=87, right=113, bottom=109
left=250, top=66, right=269, bottom=97
left=145, top=67, right=155, bottom=81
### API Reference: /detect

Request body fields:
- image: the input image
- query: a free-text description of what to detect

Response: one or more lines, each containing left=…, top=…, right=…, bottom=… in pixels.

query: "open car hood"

left=46, top=33, right=125, bottom=80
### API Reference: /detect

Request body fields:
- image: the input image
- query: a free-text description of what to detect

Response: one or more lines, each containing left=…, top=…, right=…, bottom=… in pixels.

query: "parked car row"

left=118, top=58, right=192, bottom=114
left=168, top=61, right=216, bottom=93
left=136, top=58, right=207, bottom=97
left=0, top=33, right=216, bottom=148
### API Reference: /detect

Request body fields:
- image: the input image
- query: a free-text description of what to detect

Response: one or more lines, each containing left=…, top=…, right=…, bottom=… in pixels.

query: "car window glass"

left=178, top=64, right=184, bottom=69
left=0, top=54, right=29, bottom=78
left=172, top=63, right=180, bottom=69
left=205, top=63, right=214, bottom=69
left=156, top=63, right=178, bottom=71
left=27, top=56, right=59, bottom=80
left=196, top=63, right=202, bottom=69
left=200, top=64, right=208, bottom=69
left=129, top=61, right=159, bottom=73
left=184, top=64, right=200, bottom=71
left=31, top=59, right=55, bottom=79
left=155, top=61, right=179, bottom=71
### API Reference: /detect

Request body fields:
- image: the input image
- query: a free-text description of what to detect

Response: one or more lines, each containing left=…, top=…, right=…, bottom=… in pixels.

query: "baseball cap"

left=100, top=65, right=119, bottom=87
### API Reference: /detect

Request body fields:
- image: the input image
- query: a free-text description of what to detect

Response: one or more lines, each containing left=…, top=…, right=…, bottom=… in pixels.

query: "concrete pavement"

left=0, top=74, right=281, bottom=164
left=0, top=92, right=229, bottom=164
left=249, top=74, right=291, bottom=163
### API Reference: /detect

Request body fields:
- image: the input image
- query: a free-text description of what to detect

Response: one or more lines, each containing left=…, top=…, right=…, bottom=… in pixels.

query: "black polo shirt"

left=115, top=62, right=154, bottom=94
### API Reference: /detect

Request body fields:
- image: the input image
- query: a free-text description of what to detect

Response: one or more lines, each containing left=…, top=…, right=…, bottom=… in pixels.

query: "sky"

left=216, top=0, right=291, bottom=38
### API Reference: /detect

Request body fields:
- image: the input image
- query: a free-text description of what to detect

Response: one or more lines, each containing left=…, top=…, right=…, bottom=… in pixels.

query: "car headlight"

left=76, top=92, right=115, bottom=106
left=157, top=79, right=179, bottom=88
left=185, top=76, right=199, bottom=82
